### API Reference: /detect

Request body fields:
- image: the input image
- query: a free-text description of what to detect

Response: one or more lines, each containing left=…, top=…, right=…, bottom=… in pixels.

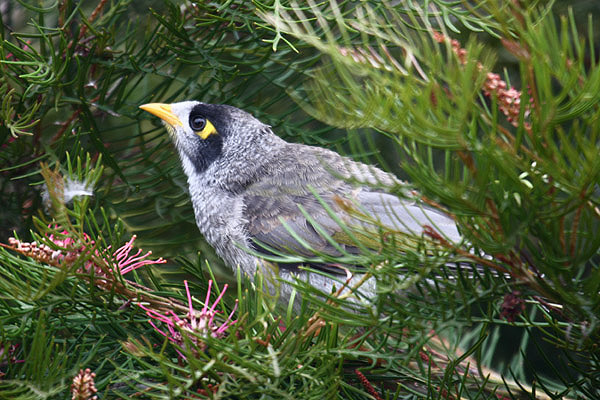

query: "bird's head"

left=140, top=101, right=269, bottom=175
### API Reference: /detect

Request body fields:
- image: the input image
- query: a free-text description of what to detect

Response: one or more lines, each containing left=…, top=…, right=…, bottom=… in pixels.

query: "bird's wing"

left=243, top=182, right=461, bottom=262
left=243, top=179, right=353, bottom=259
left=349, top=191, right=461, bottom=243
left=241, top=144, right=461, bottom=266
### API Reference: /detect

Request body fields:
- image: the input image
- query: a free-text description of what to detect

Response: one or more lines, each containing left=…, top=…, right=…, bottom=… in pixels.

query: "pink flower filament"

left=140, top=280, right=238, bottom=356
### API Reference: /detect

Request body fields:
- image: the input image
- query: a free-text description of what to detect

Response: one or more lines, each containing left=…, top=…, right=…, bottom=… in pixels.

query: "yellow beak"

left=139, top=103, right=183, bottom=127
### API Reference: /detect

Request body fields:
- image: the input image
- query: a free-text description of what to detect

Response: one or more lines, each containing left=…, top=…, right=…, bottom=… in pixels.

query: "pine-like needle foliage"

left=0, top=1, right=598, bottom=399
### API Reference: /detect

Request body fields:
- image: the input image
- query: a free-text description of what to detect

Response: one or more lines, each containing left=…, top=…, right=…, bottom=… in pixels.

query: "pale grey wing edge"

left=354, top=191, right=462, bottom=243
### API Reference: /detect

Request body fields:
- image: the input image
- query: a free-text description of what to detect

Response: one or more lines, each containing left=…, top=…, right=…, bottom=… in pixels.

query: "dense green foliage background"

left=1, top=1, right=599, bottom=399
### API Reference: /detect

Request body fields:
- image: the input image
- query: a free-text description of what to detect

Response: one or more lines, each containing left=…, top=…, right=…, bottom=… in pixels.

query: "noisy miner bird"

left=140, top=101, right=461, bottom=301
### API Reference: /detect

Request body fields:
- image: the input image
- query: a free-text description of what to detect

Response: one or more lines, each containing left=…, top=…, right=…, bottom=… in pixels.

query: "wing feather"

left=241, top=144, right=460, bottom=264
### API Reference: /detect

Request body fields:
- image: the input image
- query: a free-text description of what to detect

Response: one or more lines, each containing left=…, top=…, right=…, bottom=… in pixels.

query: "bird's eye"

left=189, top=114, right=206, bottom=131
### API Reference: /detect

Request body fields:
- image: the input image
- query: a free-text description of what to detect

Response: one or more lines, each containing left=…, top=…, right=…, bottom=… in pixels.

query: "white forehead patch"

left=170, top=101, right=201, bottom=122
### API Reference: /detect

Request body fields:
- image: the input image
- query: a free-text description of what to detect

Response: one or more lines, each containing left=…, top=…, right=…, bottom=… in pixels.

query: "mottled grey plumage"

left=140, top=101, right=461, bottom=299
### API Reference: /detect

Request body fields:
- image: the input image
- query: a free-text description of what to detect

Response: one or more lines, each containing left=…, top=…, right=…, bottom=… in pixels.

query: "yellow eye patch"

left=195, top=119, right=217, bottom=139
left=189, top=113, right=217, bottom=139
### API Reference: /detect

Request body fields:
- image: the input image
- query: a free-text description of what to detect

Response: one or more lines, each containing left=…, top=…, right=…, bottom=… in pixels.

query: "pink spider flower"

left=6, top=231, right=165, bottom=283
left=48, top=231, right=165, bottom=279
left=140, top=280, right=237, bottom=357
left=108, top=235, right=165, bottom=275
